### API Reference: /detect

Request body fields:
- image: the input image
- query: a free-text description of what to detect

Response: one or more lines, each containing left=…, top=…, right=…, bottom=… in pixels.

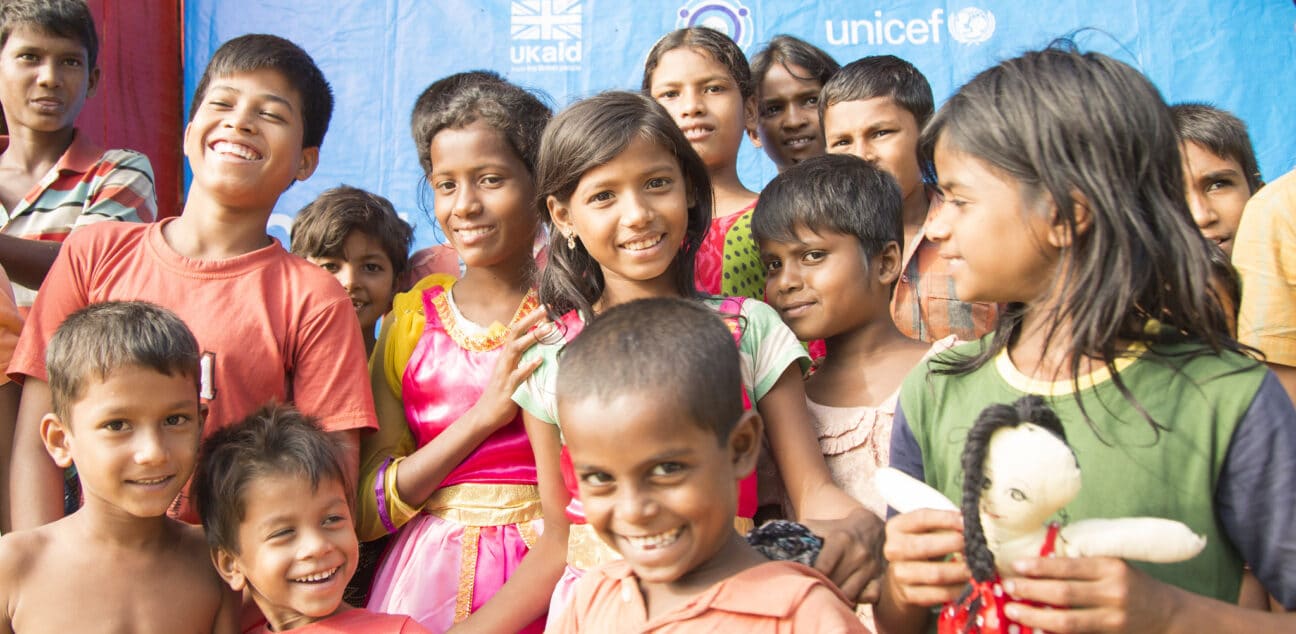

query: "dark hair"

left=534, top=91, right=711, bottom=320
left=749, top=34, right=839, bottom=92
left=0, top=0, right=98, bottom=70
left=642, top=26, right=753, bottom=99
left=1170, top=103, right=1263, bottom=193
left=188, top=34, right=333, bottom=149
left=47, top=301, right=199, bottom=422
left=290, top=184, right=413, bottom=279
left=960, top=397, right=1070, bottom=588
left=192, top=403, right=349, bottom=554
left=752, top=153, right=903, bottom=260
left=922, top=45, right=1245, bottom=432
left=409, top=70, right=552, bottom=178
left=557, top=297, right=742, bottom=442
left=820, top=55, right=934, bottom=182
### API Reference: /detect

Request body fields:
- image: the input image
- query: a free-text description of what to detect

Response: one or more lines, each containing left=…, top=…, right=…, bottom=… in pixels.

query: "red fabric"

left=938, top=522, right=1062, bottom=634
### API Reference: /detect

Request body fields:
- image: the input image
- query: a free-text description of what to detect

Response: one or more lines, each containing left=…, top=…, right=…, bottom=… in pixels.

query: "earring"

left=566, top=232, right=577, bottom=250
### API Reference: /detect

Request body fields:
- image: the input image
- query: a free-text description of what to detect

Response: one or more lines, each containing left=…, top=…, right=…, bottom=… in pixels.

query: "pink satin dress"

left=367, top=283, right=545, bottom=633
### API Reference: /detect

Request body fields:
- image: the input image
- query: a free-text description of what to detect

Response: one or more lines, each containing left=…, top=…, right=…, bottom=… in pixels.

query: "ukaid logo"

left=510, top=0, right=582, bottom=72
left=676, top=0, right=754, bottom=49
left=825, top=7, right=996, bottom=47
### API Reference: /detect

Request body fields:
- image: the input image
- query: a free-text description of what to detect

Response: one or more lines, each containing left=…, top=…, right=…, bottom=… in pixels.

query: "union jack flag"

left=511, top=0, right=582, bottom=41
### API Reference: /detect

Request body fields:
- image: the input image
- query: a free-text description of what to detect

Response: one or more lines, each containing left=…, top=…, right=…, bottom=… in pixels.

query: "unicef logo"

left=677, top=0, right=754, bottom=49
left=949, top=7, right=995, bottom=44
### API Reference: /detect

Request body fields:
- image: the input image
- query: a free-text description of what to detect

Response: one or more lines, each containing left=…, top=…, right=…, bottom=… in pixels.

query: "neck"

left=73, top=500, right=172, bottom=549
left=164, top=195, right=274, bottom=259
left=1011, top=299, right=1086, bottom=382
left=459, top=252, right=535, bottom=297
left=362, top=328, right=377, bottom=357
left=640, top=531, right=766, bottom=617
left=819, top=316, right=911, bottom=374
left=1, top=125, right=76, bottom=175
left=900, top=186, right=929, bottom=248
left=594, top=272, right=679, bottom=314
left=708, top=163, right=756, bottom=217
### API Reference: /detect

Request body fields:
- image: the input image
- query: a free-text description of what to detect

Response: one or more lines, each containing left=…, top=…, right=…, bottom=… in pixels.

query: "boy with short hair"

left=747, top=34, right=839, bottom=171
left=193, top=404, right=430, bottom=633
left=7, top=33, right=375, bottom=530
left=819, top=55, right=997, bottom=343
left=0, top=301, right=238, bottom=632
left=550, top=297, right=865, bottom=633
left=291, top=184, right=413, bottom=355
left=1170, top=103, right=1262, bottom=257
left=0, top=0, right=156, bottom=311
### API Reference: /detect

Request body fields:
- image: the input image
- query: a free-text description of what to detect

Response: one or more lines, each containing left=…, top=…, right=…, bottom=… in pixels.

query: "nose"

left=450, top=183, right=481, bottom=218
left=133, top=428, right=167, bottom=466
left=783, top=103, right=810, bottom=130
left=298, top=527, right=335, bottom=560
left=774, top=260, right=803, bottom=294
left=615, top=483, right=658, bottom=523
left=335, top=263, right=358, bottom=291
left=925, top=197, right=953, bottom=242
left=222, top=103, right=256, bottom=134
left=36, top=59, right=61, bottom=87
left=1186, top=187, right=1217, bottom=230
left=621, top=191, right=655, bottom=228
left=680, top=87, right=705, bottom=118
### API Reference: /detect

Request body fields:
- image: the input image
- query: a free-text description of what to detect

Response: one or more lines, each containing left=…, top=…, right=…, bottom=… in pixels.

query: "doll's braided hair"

left=961, top=397, right=1069, bottom=582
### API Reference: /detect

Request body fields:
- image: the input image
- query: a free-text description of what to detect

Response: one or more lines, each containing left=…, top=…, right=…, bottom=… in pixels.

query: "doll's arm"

left=875, top=467, right=958, bottom=514
left=1059, top=518, right=1206, bottom=563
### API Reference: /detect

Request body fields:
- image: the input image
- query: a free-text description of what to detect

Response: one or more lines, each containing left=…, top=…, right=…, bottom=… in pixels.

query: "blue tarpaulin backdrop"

left=183, top=1, right=1296, bottom=250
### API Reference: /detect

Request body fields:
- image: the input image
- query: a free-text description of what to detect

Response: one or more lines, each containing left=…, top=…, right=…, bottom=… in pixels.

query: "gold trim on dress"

left=433, top=285, right=541, bottom=352
left=455, top=525, right=481, bottom=623
left=518, top=520, right=539, bottom=550
left=423, top=483, right=543, bottom=527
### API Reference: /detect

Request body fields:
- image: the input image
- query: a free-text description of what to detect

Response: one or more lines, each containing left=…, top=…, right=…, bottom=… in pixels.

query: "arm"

left=448, top=411, right=569, bottom=633
left=1265, top=362, right=1296, bottom=405
left=0, top=381, right=19, bottom=532
left=8, top=379, right=62, bottom=530
left=758, top=366, right=884, bottom=601
left=0, top=235, right=60, bottom=291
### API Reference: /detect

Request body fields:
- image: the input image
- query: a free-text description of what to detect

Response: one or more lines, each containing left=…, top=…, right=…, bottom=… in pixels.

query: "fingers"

left=1001, top=558, right=1167, bottom=634
left=883, top=509, right=965, bottom=564
left=886, top=560, right=971, bottom=606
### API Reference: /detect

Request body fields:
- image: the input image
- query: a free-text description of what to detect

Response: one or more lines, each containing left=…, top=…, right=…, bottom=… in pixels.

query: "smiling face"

left=306, top=230, right=396, bottom=332
left=183, top=68, right=319, bottom=212
left=760, top=226, right=894, bottom=342
left=752, top=62, right=825, bottom=170
left=216, top=472, right=356, bottom=632
left=928, top=138, right=1060, bottom=304
left=1180, top=141, right=1251, bottom=256
left=560, top=389, right=759, bottom=589
left=428, top=120, right=538, bottom=271
left=0, top=25, right=97, bottom=134
left=45, top=365, right=201, bottom=519
left=823, top=97, right=923, bottom=202
left=648, top=46, right=753, bottom=172
left=548, top=135, right=690, bottom=305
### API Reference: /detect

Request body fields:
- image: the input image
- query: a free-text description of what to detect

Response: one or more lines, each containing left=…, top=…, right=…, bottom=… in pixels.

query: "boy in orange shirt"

left=550, top=298, right=865, bottom=633
left=7, top=34, right=375, bottom=529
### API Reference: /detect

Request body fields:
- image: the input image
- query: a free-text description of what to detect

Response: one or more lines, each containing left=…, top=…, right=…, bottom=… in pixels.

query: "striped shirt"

left=1, top=130, right=156, bottom=308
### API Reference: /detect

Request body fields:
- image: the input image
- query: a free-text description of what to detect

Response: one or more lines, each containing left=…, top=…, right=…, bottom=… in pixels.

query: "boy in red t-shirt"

left=7, top=34, right=375, bottom=529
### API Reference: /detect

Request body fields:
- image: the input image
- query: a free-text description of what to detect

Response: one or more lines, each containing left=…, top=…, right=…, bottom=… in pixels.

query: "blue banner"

left=184, top=1, right=1296, bottom=250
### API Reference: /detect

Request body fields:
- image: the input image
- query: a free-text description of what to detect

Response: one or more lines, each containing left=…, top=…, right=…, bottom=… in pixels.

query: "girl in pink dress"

left=356, top=72, right=554, bottom=633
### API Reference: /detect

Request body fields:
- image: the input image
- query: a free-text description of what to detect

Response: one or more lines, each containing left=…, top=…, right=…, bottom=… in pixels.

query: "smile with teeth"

left=621, top=526, right=684, bottom=551
left=680, top=125, right=713, bottom=141
left=211, top=140, right=263, bottom=161
left=455, top=226, right=495, bottom=238
left=292, top=565, right=341, bottom=584
left=622, top=235, right=664, bottom=251
left=783, top=136, right=814, bottom=147
left=128, top=475, right=172, bottom=485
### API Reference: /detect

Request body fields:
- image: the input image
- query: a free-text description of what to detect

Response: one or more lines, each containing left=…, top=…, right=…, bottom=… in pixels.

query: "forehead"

left=559, top=390, right=713, bottom=451
left=651, top=46, right=733, bottom=84
left=760, top=62, right=821, bottom=94
left=1181, top=141, right=1243, bottom=174
left=429, top=119, right=523, bottom=169
left=576, top=134, right=679, bottom=186
left=340, top=230, right=392, bottom=259
left=203, top=67, right=303, bottom=111
left=1, top=23, right=88, bottom=55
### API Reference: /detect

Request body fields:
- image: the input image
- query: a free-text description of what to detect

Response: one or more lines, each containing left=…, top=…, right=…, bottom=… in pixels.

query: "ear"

left=727, top=410, right=763, bottom=479
left=212, top=547, right=248, bottom=593
left=1045, top=190, right=1093, bottom=249
left=86, top=67, right=101, bottom=99
left=40, top=414, right=74, bottom=469
left=746, top=120, right=763, bottom=148
left=874, top=240, right=904, bottom=286
left=743, top=95, right=758, bottom=134
left=295, top=146, right=320, bottom=182
left=547, top=195, right=574, bottom=237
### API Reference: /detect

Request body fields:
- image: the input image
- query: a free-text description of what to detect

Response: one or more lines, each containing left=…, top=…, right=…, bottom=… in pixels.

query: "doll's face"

left=979, top=423, right=1080, bottom=534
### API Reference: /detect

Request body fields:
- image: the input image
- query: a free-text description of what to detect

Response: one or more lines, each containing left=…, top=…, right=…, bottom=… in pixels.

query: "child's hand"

left=1003, top=556, right=1177, bottom=633
left=470, top=308, right=550, bottom=431
left=803, top=506, right=886, bottom=603
left=882, top=509, right=969, bottom=607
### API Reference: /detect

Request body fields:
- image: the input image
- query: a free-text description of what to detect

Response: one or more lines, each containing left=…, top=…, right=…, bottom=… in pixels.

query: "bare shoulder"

left=0, top=524, right=55, bottom=584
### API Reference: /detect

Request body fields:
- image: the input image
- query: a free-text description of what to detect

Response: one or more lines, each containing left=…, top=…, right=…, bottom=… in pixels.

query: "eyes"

left=982, top=478, right=1029, bottom=502
left=314, top=260, right=387, bottom=275
left=100, top=414, right=194, bottom=432
left=433, top=174, right=508, bottom=195
left=760, top=95, right=820, bottom=118
left=583, top=176, right=674, bottom=206
left=577, top=461, right=688, bottom=488
left=265, top=514, right=349, bottom=542
left=762, top=250, right=827, bottom=274
left=14, top=52, right=84, bottom=67
left=653, top=83, right=729, bottom=102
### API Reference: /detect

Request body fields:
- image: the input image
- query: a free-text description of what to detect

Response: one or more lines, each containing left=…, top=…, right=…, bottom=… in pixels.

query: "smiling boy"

left=0, top=301, right=238, bottom=633
left=551, top=298, right=864, bottom=633
left=0, top=0, right=156, bottom=312
left=7, top=34, right=375, bottom=530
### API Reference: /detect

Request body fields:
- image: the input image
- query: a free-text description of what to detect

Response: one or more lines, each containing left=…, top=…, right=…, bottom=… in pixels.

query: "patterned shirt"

left=0, top=130, right=156, bottom=308
left=890, top=217, right=1000, bottom=342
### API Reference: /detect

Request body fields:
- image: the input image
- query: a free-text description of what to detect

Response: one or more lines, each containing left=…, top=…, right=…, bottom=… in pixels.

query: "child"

left=0, top=0, right=156, bottom=312
left=879, top=47, right=1296, bottom=633
left=643, top=26, right=763, bottom=300
left=0, top=301, right=237, bottom=632
left=820, top=55, right=997, bottom=343
left=747, top=34, right=839, bottom=172
left=6, top=34, right=375, bottom=530
left=550, top=297, right=866, bottom=632
left=193, top=403, right=430, bottom=633
left=1170, top=103, right=1262, bottom=257
left=753, top=153, right=950, bottom=520
left=291, top=184, right=413, bottom=355
left=356, top=71, right=553, bottom=633
left=513, top=91, right=883, bottom=624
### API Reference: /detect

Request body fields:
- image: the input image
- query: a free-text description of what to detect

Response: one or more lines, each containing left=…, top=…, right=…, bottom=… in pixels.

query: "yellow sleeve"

left=1235, top=171, right=1296, bottom=365
left=354, top=275, right=452, bottom=541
